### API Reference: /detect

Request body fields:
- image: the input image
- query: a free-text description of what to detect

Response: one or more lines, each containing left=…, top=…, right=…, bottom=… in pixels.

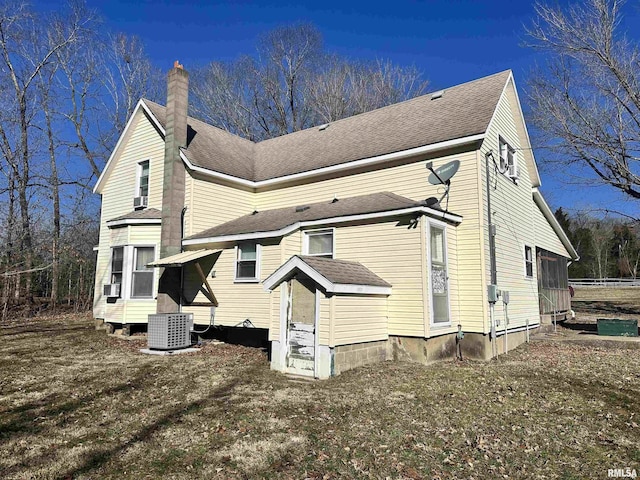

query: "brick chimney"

left=157, top=61, right=188, bottom=313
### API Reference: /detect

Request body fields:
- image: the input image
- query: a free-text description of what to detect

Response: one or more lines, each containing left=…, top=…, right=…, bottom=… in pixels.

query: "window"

left=304, top=229, right=334, bottom=258
left=499, top=136, right=517, bottom=177
left=524, top=245, right=533, bottom=278
left=429, top=223, right=449, bottom=324
left=137, top=160, right=149, bottom=197
left=235, top=242, right=260, bottom=281
left=131, top=247, right=155, bottom=298
left=110, top=247, right=124, bottom=285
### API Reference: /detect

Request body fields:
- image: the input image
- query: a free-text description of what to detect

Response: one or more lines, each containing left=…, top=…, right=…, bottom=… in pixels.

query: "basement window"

left=235, top=242, right=260, bottom=282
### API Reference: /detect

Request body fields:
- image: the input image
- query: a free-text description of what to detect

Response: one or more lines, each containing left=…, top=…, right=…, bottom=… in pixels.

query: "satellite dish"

left=427, top=160, right=460, bottom=185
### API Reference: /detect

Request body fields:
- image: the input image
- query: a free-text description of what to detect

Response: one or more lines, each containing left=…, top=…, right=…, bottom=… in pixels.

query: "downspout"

left=485, top=151, right=498, bottom=358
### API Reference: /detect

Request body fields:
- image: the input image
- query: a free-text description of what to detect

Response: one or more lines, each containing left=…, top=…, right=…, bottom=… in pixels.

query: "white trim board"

left=94, top=97, right=484, bottom=194
left=532, top=188, right=579, bottom=260
left=263, top=256, right=392, bottom=296
left=183, top=206, right=462, bottom=246
left=106, top=218, right=162, bottom=228
left=181, top=134, right=485, bottom=189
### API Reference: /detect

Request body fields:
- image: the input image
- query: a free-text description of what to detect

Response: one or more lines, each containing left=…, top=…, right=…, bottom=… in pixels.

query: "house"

left=93, top=62, right=578, bottom=378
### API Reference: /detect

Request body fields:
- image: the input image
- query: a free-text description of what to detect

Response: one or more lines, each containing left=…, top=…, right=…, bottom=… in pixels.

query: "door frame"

left=279, top=277, right=321, bottom=377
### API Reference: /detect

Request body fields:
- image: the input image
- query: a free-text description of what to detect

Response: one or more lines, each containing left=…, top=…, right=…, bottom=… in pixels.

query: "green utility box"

left=597, top=319, right=638, bottom=337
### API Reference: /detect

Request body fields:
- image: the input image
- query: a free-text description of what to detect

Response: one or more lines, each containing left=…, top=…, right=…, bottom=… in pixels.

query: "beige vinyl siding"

left=333, top=219, right=423, bottom=337
left=94, top=110, right=165, bottom=321
left=333, top=296, right=388, bottom=346
left=104, top=227, right=160, bottom=324
left=183, top=239, right=280, bottom=328
left=110, top=227, right=129, bottom=246
left=186, top=173, right=254, bottom=236
left=424, top=222, right=460, bottom=337
left=532, top=201, right=570, bottom=257
left=256, top=150, right=485, bottom=335
left=318, top=295, right=331, bottom=345
left=479, top=79, right=542, bottom=331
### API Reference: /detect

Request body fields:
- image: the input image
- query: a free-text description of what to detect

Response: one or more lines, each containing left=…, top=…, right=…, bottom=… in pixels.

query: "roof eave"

left=262, top=256, right=392, bottom=295
left=182, top=206, right=463, bottom=246
left=532, top=188, right=579, bottom=260
left=183, top=133, right=485, bottom=188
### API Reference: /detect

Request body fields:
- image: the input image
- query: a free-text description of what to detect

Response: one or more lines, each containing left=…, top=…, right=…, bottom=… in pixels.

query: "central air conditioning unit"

left=103, top=283, right=121, bottom=298
left=133, top=195, right=148, bottom=209
left=147, top=313, right=193, bottom=350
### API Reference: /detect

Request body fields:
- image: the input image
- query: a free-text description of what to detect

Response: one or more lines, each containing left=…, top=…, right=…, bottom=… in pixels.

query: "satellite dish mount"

left=426, top=159, right=460, bottom=211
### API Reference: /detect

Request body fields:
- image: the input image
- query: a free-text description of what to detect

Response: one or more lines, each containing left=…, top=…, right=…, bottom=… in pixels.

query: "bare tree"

left=527, top=0, right=640, bottom=214
left=191, top=23, right=429, bottom=141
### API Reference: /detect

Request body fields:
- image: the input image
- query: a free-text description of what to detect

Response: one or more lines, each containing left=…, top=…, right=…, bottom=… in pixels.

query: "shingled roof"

left=184, top=192, right=450, bottom=242
left=142, top=70, right=510, bottom=182
left=107, top=208, right=162, bottom=225
left=298, top=256, right=392, bottom=288
left=262, top=255, right=392, bottom=294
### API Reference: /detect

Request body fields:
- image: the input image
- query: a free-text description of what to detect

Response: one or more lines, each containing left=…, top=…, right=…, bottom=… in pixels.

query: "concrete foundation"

left=333, top=340, right=388, bottom=375
left=271, top=325, right=542, bottom=378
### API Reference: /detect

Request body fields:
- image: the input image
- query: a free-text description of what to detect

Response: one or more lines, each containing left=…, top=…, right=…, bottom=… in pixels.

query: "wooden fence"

left=569, top=278, right=640, bottom=287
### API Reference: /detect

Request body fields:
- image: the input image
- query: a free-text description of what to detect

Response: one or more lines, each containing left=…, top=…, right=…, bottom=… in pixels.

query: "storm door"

left=286, top=275, right=317, bottom=376
left=429, top=223, right=450, bottom=324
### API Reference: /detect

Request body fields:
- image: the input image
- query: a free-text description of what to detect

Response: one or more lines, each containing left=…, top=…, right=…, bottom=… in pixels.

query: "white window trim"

left=498, top=135, right=518, bottom=181
left=130, top=245, right=156, bottom=300
left=108, top=246, right=125, bottom=298
left=426, top=218, right=451, bottom=327
left=234, top=242, right=261, bottom=283
left=302, top=228, right=335, bottom=258
left=135, top=159, right=150, bottom=199
left=524, top=244, right=534, bottom=279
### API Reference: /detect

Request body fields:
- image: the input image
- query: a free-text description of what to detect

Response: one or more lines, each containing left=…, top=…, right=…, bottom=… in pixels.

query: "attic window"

left=431, top=90, right=444, bottom=100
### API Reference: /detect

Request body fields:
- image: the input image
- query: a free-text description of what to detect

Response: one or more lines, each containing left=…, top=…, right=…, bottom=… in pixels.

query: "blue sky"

left=34, top=0, right=640, bottom=217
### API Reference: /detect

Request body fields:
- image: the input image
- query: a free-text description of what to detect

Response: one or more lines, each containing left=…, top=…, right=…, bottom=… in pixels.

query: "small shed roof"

left=263, top=255, right=392, bottom=296
left=147, top=249, right=219, bottom=267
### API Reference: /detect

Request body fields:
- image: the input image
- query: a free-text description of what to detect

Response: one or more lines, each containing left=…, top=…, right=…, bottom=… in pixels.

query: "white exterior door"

left=285, top=276, right=317, bottom=376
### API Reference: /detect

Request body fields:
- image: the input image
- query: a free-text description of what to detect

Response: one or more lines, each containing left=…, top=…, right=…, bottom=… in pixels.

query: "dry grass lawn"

left=1, top=313, right=639, bottom=479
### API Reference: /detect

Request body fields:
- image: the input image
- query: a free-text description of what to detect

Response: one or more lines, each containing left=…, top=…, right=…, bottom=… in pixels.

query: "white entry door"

left=286, top=276, right=317, bottom=376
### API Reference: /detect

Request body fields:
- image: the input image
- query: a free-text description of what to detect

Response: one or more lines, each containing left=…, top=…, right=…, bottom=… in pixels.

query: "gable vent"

left=431, top=90, right=444, bottom=100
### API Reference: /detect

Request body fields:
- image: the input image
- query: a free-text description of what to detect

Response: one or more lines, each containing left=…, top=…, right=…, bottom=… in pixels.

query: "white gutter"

left=181, top=133, right=485, bottom=189
left=106, top=218, right=162, bottom=228
left=96, top=98, right=483, bottom=193
left=182, top=206, right=463, bottom=246
left=532, top=188, right=579, bottom=260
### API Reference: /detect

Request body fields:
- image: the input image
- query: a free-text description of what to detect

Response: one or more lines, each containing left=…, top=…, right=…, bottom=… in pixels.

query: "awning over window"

left=147, top=249, right=219, bottom=268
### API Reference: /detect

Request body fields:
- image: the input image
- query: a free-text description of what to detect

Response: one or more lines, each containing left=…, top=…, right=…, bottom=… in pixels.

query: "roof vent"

left=318, top=123, right=329, bottom=131
left=295, top=205, right=310, bottom=213
left=431, top=90, right=444, bottom=100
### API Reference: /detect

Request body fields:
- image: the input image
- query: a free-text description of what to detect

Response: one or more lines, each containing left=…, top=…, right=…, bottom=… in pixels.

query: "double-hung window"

left=524, top=245, right=534, bottom=278
left=304, top=229, right=334, bottom=258
left=131, top=247, right=155, bottom=298
left=499, top=136, right=517, bottom=177
left=235, top=242, right=260, bottom=281
left=110, top=247, right=124, bottom=285
left=137, top=161, right=149, bottom=198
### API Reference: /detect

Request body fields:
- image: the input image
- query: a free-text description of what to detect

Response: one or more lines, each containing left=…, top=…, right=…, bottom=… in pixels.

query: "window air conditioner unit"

left=148, top=313, right=193, bottom=350
left=103, top=283, right=121, bottom=298
left=133, top=195, right=148, bottom=209
left=507, top=164, right=520, bottom=181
